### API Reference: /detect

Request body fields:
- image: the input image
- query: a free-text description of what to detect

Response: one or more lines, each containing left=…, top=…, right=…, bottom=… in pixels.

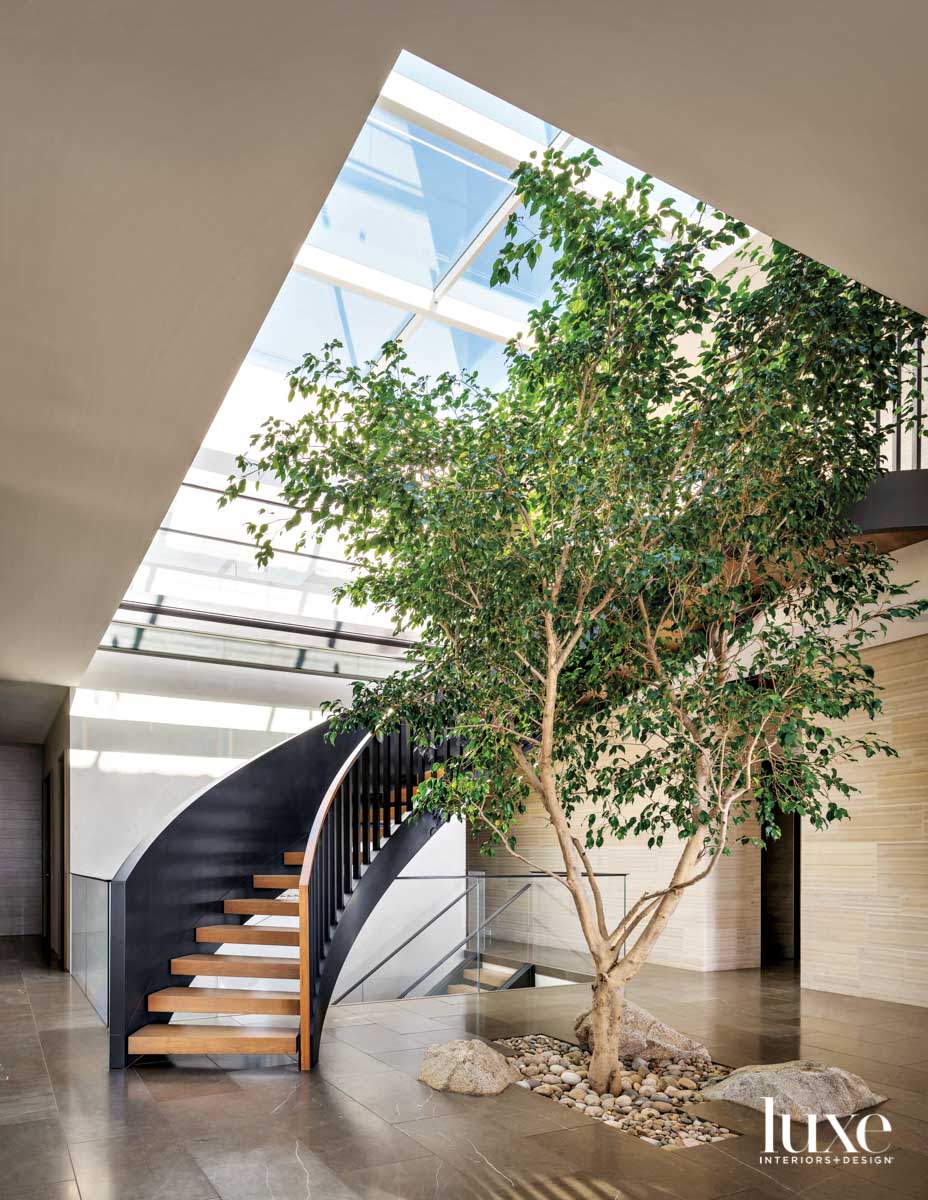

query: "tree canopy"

left=225, top=149, right=925, bottom=968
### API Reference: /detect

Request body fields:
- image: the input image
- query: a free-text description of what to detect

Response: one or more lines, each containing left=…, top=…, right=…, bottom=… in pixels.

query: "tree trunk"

left=586, top=972, right=626, bottom=1095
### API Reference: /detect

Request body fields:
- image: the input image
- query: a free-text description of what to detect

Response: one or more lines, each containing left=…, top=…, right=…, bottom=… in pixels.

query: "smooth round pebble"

left=494, top=1033, right=734, bottom=1153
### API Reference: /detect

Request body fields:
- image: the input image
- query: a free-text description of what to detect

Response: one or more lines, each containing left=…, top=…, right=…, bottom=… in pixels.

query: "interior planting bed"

left=496, top=1034, right=739, bottom=1150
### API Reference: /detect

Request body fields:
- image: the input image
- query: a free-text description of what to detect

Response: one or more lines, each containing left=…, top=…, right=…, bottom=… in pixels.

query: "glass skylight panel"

left=568, top=137, right=697, bottom=213
left=402, top=320, right=509, bottom=391
left=163, top=485, right=351, bottom=563
left=252, top=273, right=409, bottom=371
left=125, top=534, right=397, bottom=639
left=195, top=361, right=294, bottom=460
left=140, top=528, right=355, bottom=596
left=101, top=622, right=401, bottom=682
left=107, top=47, right=737, bottom=680
left=394, top=51, right=558, bottom=147
left=305, top=109, right=512, bottom=288
left=449, top=205, right=558, bottom=325
left=126, top=561, right=385, bottom=629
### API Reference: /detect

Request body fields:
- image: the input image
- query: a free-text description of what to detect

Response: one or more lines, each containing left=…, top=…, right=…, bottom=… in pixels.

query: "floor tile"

left=5, top=1183, right=82, bottom=1200
left=0, top=1117, right=75, bottom=1192
left=5, top=938, right=927, bottom=1200
left=529, top=1122, right=787, bottom=1200
left=136, top=1059, right=244, bottom=1103
left=393, top=1112, right=596, bottom=1192
left=185, top=1134, right=360, bottom=1200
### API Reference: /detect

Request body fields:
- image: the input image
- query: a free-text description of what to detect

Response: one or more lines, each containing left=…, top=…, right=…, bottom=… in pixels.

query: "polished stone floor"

left=2, top=935, right=925, bottom=1199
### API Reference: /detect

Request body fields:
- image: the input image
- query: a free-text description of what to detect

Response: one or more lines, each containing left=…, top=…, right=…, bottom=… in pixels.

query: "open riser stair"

left=115, top=721, right=460, bottom=1066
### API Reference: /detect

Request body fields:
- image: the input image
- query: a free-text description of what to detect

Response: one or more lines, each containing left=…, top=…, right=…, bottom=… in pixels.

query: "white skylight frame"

left=293, top=73, right=742, bottom=347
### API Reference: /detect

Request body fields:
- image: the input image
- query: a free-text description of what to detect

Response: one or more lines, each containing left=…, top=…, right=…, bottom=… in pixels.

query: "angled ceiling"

left=0, top=682, right=67, bottom=745
left=2, top=1, right=927, bottom=706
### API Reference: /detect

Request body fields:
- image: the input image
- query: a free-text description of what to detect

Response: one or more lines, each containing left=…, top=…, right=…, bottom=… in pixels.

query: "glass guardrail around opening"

left=332, top=870, right=626, bottom=1005
left=70, top=873, right=109, bottom=1024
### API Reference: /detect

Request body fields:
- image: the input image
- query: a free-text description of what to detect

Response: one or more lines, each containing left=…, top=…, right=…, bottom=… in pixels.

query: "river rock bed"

left=495, top=1034, right=738, bottom=1150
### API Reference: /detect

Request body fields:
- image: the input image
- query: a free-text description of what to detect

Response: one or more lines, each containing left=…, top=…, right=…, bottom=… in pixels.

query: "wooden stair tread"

left=462, top=964, right=516, bottom=987
left=446, top=983, right=478, bottom=994
left=148, top=987, right=299, bottom=1015
left=253, top=874, right=301, bottom=889
left=128, top=1023, right=297, bottom=1056
left=283, top=851, right=303, bottom=865
left=196, top=924, right=299, bottom=947
left=171, top=953, right=299, bottom=979
left=224, top=898, right=298, bottom=916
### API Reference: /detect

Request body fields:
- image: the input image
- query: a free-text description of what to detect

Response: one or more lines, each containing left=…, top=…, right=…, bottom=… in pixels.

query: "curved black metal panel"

left=850, top=469, right=928, bottom=534
left=309, top=808, right=446, bottom=1065
left=108, top=721, right=365, bottom=1068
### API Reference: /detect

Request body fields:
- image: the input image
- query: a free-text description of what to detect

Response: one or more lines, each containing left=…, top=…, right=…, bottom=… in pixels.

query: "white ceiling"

left=2, top=1, right=927, bottom=717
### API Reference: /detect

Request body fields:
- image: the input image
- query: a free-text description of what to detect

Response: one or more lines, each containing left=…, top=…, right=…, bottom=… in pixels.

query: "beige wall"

left=801, top=632, right=928, bottom=1007
left=467, top=629, right=928, bottom=997
left=468, top=794, right=760, bottom=975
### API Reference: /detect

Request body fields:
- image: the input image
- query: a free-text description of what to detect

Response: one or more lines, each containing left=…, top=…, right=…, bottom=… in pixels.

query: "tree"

left=225, top=150, right=926, bottom=1095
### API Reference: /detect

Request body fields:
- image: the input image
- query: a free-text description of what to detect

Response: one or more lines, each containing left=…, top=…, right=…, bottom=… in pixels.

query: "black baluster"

left=361, top=747, right=371, bottom=866
left=312, top=863, right=319, bottom=981
left=407, top=726, right=416, bottom=808
left=371, top=739, right=382, bottom=853
left=321, top=822, right=327, bottom=936
left=350, top=764, right=361, bottom=880
left=912, top=338, right=917, bottom=472
left=309, top=872, right=316, bottom=1000
left=330, top=814, right=337, bottom=924
left=329, top=795, right=336, bottom=916
left=341, top=785, right=350, bottom=896
left=382, top=734, right=393, bottom=840
left=321, top=828, right=328, bottom=939
left=319, top=852, right=325, bottom=947
left=896, top=330, right=903, bottom=472
left=394, top=727, right=404, bottom=828
left=330, top=811, right=337, bottom=925
left=333, top=792, right=341, bottom=913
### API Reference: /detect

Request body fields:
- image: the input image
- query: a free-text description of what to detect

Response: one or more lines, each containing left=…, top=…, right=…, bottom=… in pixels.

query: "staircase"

left=126, top=855, right=304, bottom=1058
left=440, top=956, right=535, bottom=995
left=109, top=721, right=457, bottom=1069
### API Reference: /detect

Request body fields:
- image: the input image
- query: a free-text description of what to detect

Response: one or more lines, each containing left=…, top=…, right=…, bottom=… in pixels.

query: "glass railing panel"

left=333, top=875, right=480, bottom=1004
left=70, top=873, right=109, bottom=1024
left=84, top=876, right=110, bottom=1023
left=531, top=873, right=625, bottom=976
left=70, top=875, right=87, bottom=995
left=331, top=870, right=627, bottom=1005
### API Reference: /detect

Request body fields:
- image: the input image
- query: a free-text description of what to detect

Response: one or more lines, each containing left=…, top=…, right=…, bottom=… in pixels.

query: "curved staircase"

left=109, top=721, right=456, bottom=1069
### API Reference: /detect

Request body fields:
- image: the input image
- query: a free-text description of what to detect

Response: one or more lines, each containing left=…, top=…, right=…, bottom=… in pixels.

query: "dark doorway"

left=56, top=753, right=66, bottom=969
left=42, top=757, right=67, bottom=968
left=761, top=810, right=801, bottom=965
left=41, top=771, right=52, bottom=956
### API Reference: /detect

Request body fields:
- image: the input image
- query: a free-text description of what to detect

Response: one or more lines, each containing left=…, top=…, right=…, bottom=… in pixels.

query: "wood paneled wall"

left=801, top=632, right=928, bottom=1007
left=467, top=792, right=760, bottom=974
left=464, top=630, right=928, bottom=995
left=0, top=744, right=42, bottom=935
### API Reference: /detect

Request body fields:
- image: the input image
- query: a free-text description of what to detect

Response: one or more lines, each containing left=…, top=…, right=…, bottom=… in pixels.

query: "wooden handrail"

left=297, top=725, right=459, bottom=1068
left=298, top=731, right=371, bottom=1067
left=298, top=733, right=372, bottom=892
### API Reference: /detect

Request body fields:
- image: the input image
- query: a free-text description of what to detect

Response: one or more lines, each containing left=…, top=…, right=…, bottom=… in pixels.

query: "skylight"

left=108, top=50, right=734, bottom=682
